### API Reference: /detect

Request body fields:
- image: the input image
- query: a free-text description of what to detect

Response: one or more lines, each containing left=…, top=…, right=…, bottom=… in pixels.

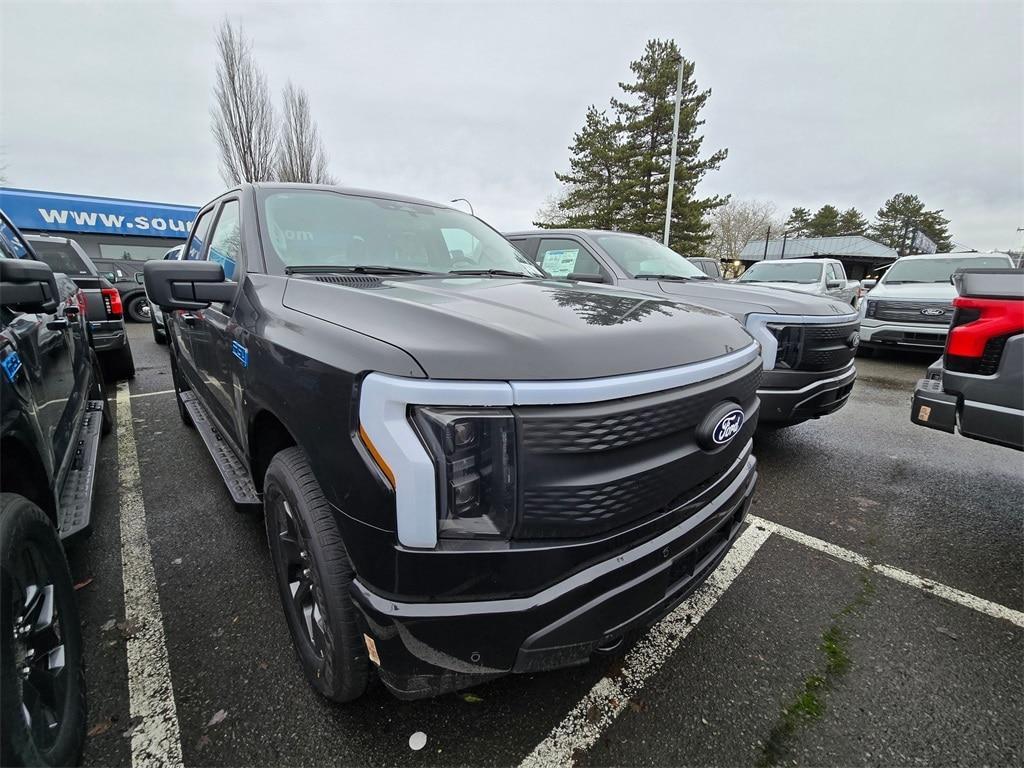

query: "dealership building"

left=0, top=187, right=200, bottom=263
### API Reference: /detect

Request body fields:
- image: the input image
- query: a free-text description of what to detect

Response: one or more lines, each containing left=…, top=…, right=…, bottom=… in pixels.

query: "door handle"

left=46, top=317, right=70, bottom=331
left=182, top=313, right=198, bottom=327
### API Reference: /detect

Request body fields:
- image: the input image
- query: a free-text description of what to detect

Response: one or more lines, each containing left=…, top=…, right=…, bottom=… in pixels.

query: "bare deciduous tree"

left=706, top=198, right=782, bottom=265
left=211, top=19, right=277, bottom=185
left=276, top=82, right=336, bottom=184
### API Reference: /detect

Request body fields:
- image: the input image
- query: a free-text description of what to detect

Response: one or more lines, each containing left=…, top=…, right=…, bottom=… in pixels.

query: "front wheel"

left=264, top=447, right=369, bottom=703
left=0, top=494, right=87, bottom=768
left=125, top=294, right=151, bottom=324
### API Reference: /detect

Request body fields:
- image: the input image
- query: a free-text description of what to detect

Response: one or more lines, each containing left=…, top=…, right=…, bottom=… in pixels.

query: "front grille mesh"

left=871, top=300, right=952, bottom=325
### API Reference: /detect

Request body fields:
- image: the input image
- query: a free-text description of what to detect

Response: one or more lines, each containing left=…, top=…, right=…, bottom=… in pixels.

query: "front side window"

left=826, top=264, right=839, bottom=281
left=536, top=239, right=603, bottom=278
left=260, top=191, right=543, bottom=277
left=207, top=200, right=241, bottom=280
left=881, top=256, right=1013, bottom=284
left=593, top=234, right=707, bottom=279
left=26, top=240, right=91, bottom=276
left=0, top=218, right=30, bottom=259
left=739, top=261, right=823, bottom=284
left=187, top=208, right=215, bottom=261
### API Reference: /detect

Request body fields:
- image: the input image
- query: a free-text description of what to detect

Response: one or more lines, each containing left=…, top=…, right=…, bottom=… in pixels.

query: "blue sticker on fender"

left=2, top=351, right=22, bottom=382
left=231, top=341, right=249, bottom=368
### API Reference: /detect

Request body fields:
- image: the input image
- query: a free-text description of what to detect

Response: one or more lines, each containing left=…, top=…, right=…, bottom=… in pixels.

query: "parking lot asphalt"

left=69, top=323, right=1023, bottom=767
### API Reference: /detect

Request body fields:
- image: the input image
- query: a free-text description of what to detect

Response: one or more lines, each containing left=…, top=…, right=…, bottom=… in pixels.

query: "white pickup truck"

left=736, top=257, right=860, bottom=306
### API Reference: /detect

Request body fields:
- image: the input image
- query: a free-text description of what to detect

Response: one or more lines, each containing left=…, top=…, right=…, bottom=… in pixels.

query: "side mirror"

left=826, top=279, right=842, bottom=289
left=861, top=279, right=877, bottom=290
left=143, top=260, right=236, bottom=310
left=135, top=272, right=145, bottom=285
left=0, top=259, right=59, bottom=313
left=568, top=272, right=606, bottom=284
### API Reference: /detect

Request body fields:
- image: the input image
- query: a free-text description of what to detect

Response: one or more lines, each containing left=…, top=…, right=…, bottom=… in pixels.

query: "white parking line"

left=520, top=523, right=773, bottom=768
left=750, top=514, right=1024, bottom=628
left=115, top=382, right=184, bottom=767
left=129, top=388, right=175, bottom=399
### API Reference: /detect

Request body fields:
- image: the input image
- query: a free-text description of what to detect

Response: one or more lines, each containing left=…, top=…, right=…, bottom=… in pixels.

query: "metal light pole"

left=450, top=198, right=475, bottom=216
left=662, top=57, right=685, bottom=246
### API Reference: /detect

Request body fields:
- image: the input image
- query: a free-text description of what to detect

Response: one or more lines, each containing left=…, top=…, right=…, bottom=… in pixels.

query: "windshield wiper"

left=635, top=273, right=691, bottom=281
left=284, top=264, right=439, bottom=276
left=449, top=268, right=538, bottom=278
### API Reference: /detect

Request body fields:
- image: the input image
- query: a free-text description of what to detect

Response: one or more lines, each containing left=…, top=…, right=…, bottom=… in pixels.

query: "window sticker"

left=541, top=248, right=579, bottom=278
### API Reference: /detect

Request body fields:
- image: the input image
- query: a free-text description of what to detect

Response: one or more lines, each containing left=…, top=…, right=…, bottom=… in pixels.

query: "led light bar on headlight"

left=412, top=407, right=516, bottom=540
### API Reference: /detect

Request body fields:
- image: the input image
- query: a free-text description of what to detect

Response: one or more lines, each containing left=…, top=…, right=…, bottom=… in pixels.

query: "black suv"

left=506, top=230, right=860, bottom=427
left=0, top=212, right=111, bottom=766
left=146, top=183, right=761, bottom=701
left=25, top=234, right=136, bottom=380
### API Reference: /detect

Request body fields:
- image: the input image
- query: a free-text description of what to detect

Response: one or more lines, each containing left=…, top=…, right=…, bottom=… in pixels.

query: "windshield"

left=592, top=234, right=706, bottom=278
left=26, top=240, right=92, bottom=276
left=881, top=256, right=1012, bottom=284
left=260, top=191, right=544, bottom=277
left=738, top=261, right=822, bottom=284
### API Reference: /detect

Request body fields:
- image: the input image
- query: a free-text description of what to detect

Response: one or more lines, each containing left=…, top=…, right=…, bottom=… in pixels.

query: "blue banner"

left=0, top=187, right=199, bottom=239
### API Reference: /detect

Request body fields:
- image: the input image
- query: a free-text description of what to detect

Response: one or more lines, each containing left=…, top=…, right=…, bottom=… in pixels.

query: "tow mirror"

left=568, top=272, right=606, bottom=284
left=862, top=279, right=877, bottom=290
left=135, top=272, right=145, bottom=285
left=143, top=260, right=236, bottom=310
left=826, top=279, right=842, bottom=289
left=0, top=259, right=59, bottom=313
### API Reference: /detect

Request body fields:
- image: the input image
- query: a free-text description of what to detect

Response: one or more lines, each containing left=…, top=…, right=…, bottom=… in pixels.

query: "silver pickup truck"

left=735, top=257, right=860, bottom=306
left=912, top=268, right=1024, bottom=450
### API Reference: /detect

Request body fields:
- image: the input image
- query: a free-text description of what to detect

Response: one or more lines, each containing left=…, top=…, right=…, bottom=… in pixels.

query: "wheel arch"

left=0, top=435, right=56, bottom=524
left=248, top=408, right=298, bottom=492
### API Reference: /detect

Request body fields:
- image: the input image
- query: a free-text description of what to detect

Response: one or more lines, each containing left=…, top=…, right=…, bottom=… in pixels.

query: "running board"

left=179, top=391, right=261, bottom=506
left=58, top=400, right=105, bottom=539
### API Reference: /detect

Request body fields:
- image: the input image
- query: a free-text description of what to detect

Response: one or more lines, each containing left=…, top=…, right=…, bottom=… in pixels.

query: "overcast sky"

left=1, top=0, right=1021, bottom=250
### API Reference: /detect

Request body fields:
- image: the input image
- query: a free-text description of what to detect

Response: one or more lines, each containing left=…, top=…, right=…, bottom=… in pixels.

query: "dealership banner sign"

left=0, top=187, right=199, bottom=239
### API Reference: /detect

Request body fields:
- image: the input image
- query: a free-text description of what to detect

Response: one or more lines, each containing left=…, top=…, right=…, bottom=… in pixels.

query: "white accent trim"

left=358, top=375, right=513, bottom=549
left=756, top=363, right=856, bottom=396
left=744, top=313, right=859, bottom=370
left=510, top=343, right=759, bottom=405
left=964, top=399, right=1023, bottom=416
left=360, top=346, right=760, bottom=549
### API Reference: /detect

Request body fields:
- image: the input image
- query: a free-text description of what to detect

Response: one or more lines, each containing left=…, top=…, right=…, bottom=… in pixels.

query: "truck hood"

left=282, top=275, right=754, bottom=380
left=733, top=281, right=822, bottom=295
left=620, top=278, right=855, bottom=320
left=866, top=282, right=957, bottom=302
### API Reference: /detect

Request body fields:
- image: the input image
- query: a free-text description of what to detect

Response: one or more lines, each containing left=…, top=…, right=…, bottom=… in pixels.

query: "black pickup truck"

left=146, top=183, right=761, bottom=702
left=507, top=230, right=860, bottom=427
left=1, top=212, right=110, bottom=766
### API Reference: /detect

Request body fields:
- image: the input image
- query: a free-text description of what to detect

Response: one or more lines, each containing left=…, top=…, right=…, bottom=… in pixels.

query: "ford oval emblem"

left=712, top=409, right=745, bottom=445
left=921, top=307, right=946, bottom=316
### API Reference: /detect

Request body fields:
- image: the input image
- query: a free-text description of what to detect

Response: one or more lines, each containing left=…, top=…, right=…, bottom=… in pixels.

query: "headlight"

left=412, top=407, right=516, bottom=540
left=863, top=299, right=876, bottom=318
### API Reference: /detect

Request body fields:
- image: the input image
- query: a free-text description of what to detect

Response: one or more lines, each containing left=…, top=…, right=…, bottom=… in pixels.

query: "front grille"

left=514, top=358, right=761, bottom=539
left=870, top=300, right=952, bottom=325
left=773, top=322, right=858, bottom=372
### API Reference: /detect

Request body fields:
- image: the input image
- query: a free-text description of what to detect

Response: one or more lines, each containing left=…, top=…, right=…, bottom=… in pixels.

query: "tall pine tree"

left=807, top=205, right=841, bottom=236
left=785, top=207, right=812, bottom=236
left=837, top=207, right=868, bottom=236
left=871, top=193, right=952, bottom=257
left=613, top=39, right=727, bottom=254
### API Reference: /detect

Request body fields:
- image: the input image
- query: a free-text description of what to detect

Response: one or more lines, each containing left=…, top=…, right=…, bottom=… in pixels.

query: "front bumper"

left=350, top=453, right=757, bottom=699
left=757, top=363, right=856, bottom=424
left=88, top=319, right=127, bottom=352
left=860, top=319, right=948, bottom=350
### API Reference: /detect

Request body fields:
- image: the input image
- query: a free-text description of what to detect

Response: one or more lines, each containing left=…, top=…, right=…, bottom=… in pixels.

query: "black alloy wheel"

left=275, top=498, right=328, bottom=660
left=126, top=294, right=151, bottom=323
left=1, top=495, right=86, bottom=767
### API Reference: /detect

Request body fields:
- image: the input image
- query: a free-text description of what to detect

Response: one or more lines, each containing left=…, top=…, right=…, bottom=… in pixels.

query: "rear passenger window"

left=187, top=209, right=214, bottom=261
left=207, top=200, right=241, bottom=280
left=0, top=219, right=30, bottom=259
left=536, top=239, right=602, bottom=279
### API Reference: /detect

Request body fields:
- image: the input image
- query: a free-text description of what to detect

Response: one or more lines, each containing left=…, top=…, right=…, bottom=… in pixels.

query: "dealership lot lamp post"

left=450, top=198, right=475, bottom=216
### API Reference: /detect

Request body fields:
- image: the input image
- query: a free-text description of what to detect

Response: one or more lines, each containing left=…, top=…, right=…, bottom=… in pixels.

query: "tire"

left=169, top=350, right=194, bottom=428
left=264, top=447, right=368, bottom=703
left=103, top=342, right=135, bottom=381
left=152, top=321, right=168, bottom=346
left=0, top=494, right=86, bottom=768
left=125, top=294, right=150, bottom=324
left=88, top=352, right=113, bottom=436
